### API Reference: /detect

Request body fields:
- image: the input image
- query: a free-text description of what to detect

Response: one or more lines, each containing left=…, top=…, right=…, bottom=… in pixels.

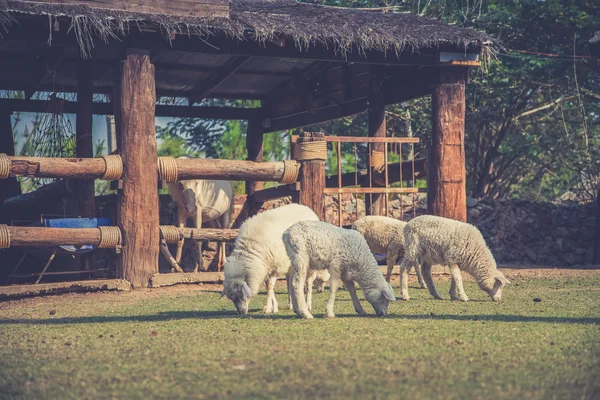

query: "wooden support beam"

left=0, top=108, right=21, bottom=206
left=0, top=99, right=261, bottom=120
left=24, top=46, right=65, bottom=100
left=366, top=66, right=386, bottom=216
left=297, top=132, right=325, bottom=220
left=188, top=56, right=252, bottom=105
left=6, top=226, right=104, bottom=246
left=249, top=183, right=299, bottom=203
left=245, top=118, right=264, bottom=215
left=76, top=59, right=95, bottom=218
left=428, top=67, right=467, bottom=222
left=175, top=158, right=287, bottom=181
left=116, top=49, right=160, bottom=288
left=173, top=227, right=238, bottom=243
left=22, top=0, right=229, bottom=18
left=266, top=97, right=367, bottom=133
left=3, top=156, right=107, bottom=179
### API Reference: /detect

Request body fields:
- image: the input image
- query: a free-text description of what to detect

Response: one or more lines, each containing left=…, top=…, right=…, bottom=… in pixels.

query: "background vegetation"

left=8, top=0, right=600, bottom=202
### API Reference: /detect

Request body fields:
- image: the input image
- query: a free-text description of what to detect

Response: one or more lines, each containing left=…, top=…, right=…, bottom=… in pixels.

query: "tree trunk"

left=245, top=118, right=264, bottom=215
left=366, top=66, right=386, bottom=216
left=428, top=67, right=467, bottom=222
left=76, top=59, right=96, bottom=218
left=297, top=132, right=325, bottom=220
left=115, top=49, right=159, bottom=288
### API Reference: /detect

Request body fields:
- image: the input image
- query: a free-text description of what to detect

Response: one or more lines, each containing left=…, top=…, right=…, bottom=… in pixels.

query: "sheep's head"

left=363, top=282, right=395, bottom=317
left=483, top=270, right=510, bottom=302
left=313, top=271, right=331, bottom=293
left=222, top=278, right=252, bottom=314
left=181, top=187, right=198, bottom=214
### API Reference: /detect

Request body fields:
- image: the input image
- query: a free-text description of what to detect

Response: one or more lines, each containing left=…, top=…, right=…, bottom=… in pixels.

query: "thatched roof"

left=0, top=0, right=496, bottom=60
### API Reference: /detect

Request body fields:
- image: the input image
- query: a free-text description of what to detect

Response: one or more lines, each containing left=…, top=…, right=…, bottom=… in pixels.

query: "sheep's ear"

left=241, top=281, right=252, bottom=299
left=382, top=285, right=396, bottom=301
left=494, top=272, right=510, bottom=286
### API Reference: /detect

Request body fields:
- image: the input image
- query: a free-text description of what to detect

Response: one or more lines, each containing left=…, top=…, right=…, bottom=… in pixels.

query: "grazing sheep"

left=222, top=204, right=319, bottom=314
left=352, top=216, right=426, bottom=288
left=168, top=157, right=234, bottom=272
left=284, top=221, right=395, bottom=319
left=399, top=215, right=509, bottom=302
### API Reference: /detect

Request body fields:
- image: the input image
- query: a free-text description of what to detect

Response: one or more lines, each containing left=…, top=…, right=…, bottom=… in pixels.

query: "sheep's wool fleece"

left=168, top=179, right=233, bottom=220
left=352, top=216, right=406, bottom=254
left=284, top=221, right=380, bottom=285
left=224, top=204, right=319, bottom=294
left=404, top=215, right=497, bottom=279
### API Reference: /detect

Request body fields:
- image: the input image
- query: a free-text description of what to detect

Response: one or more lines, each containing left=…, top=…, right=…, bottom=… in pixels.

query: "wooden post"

left=245, top=118, right=264, bottom=215
left=297, top=132, right=325, bottom=220
left=428, top=67, right=467, bottom=222
left=115, top=49, right=159, bottom=288
left=366, top=67, right=386, bottom=216
left=593, top=187, right=600, bottom=264
left=76, top=60, right=96, bottom=218
left=0, top=108, right=21, bottom=208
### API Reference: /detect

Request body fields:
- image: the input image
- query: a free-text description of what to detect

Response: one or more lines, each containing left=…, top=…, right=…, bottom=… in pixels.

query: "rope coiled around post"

left=280, top=160, right=300, bottom=184
left=0, top=224, right=10, bottom=249
left=293, top=141, right=328, bottom=161
left=158, top=156, right=178, bottom=182
left=100, top=154, right=123, bottom=181
left=0, top=153, right=10, bottom=179
left=98, top=226, right=122, bottom=249
left=160, top=226, right=183, bottom=244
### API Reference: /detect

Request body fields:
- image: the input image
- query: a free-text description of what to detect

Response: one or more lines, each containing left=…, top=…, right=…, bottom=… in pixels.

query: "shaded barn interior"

left=0, top=0, right=495, bottom=288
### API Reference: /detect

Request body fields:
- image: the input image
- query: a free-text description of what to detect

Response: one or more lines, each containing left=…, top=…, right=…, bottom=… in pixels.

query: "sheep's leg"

left=399, top=259, right=411, bottom=301
left=343, top=279, right=366, bottom=316
left=287, top=273, right=294, bottom=310
left=306, top=271, right=316, bottom=313
left=449, top=276, right=457, bottom=300
left=264, top=275, right=279, bottom=313
left=385, top=247, right=398, bottom=283
left=291, top=258, right=312, bottom=319
left=193, top=213, right=203, bottom=273
left=421, top=262, right=442, bottom=300
left=414, top=262, right=427, bottom=289
left=324, top=277, right=341, bottom=318
left=174, top=210, right=187, bottom=266
left=449, top=264, right=469, bottom=302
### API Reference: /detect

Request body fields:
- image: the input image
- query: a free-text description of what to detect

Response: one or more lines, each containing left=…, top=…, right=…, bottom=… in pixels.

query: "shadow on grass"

left=0, top=311, right=598, bottom=325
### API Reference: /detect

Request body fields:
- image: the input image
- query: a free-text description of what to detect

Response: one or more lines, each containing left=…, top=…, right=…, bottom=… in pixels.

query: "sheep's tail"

left=403, top=225, right=421, bottom=263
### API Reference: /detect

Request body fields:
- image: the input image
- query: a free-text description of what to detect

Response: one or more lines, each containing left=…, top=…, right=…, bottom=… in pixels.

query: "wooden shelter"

left=0, top=0, right=496, bottom=288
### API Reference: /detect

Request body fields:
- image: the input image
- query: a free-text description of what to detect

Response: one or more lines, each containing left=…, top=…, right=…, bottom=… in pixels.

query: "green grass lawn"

left=0, top=269, right=599, bottom=400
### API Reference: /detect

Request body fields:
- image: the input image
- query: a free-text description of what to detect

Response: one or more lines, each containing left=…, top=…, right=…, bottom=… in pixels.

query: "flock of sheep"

left=221, top=203, right=510, bottom=318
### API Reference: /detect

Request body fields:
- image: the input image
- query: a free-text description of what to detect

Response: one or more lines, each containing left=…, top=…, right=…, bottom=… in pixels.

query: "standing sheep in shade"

left=399, top=215, right=510, bottom=302
left=168, top=156, right=234, bottom=272
left=352, top=216, right=426, bottom=288
left=284, top=221, right=395, bottom=319
left=222, top=204, right=319, bottom=314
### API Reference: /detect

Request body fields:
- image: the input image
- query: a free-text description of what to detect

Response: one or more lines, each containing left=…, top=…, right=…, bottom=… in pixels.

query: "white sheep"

left=399, top=215, right=510, bottom=302
left=352, top=216, right=426, bottom=288
left=168, top=156, right=234, bottom=272
left=222, top=203, right=319, bottom=314
left=284, top=221, right=396, bottom=319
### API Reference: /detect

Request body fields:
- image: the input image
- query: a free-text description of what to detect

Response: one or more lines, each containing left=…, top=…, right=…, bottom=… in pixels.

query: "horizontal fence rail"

left=1, top=226, right=238, bottom=248
left=0, top=154, right=299, bottom=184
